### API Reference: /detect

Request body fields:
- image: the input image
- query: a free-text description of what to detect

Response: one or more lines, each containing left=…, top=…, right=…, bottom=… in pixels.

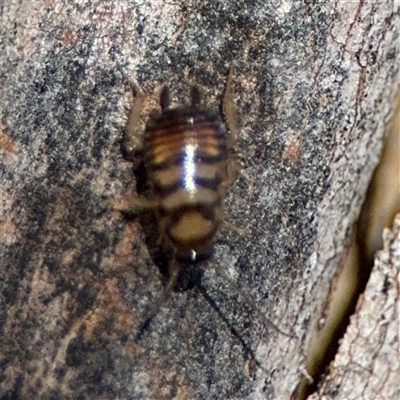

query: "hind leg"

left=222, top=66, right=242, bottom=190
left=224, top=65, right=239, bottom=150
left=124, top=81, right=147, bottom=158
left=136, top=259, right=181, bottom=341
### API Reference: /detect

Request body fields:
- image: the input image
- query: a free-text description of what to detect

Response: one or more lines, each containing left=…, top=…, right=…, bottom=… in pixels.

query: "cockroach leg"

left=212, top=265, right=293, bottom=338
left=220, top=220, right=247, bottom=235
left=222, top=66, right=242, bottom=191
left=124, top=81, right=147, bottom=156
left=114, top=194, right=159, bottom=216
left=136, top=259, right=182, bottom=341
left=224, top=65, right=239, bottom=150
left=221, top=154, right=239, bottom=191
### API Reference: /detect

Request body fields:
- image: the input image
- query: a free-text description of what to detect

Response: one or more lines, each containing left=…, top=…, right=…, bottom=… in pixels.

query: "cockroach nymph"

left=116, top=69, right=287, bottom=338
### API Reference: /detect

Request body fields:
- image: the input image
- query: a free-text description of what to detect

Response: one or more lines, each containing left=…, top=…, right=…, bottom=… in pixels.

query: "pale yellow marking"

left=201, top=144, right=220, bottom=156
left=196, top=162, right=221, bottom=179
left=150, top=126, right=221, bottom=162
left=152, top=127, right=216, bottom=142
left=153, top=166, right=182, bottom=187
left=162, top=188, right=218, bottom=210
left=169, top=211, right=213, bottom=241
left=152, top=144, right=221, bottom=165
left=152, top=163, right=222, bottom=188
left=152, top=145, right=174, bottom=164
left=113, top=195, right=159, bottom=213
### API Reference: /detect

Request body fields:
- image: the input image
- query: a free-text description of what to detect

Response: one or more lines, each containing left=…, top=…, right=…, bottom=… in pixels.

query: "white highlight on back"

left=189, top=249, right=197, bottom=262
left=182, top=142, right=198, bottom=197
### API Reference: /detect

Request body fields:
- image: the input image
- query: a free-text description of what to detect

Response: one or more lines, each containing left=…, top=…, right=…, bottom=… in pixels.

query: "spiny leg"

left=125, top=81, right=146, bottom=157
left=220, top=220, right=247, bottom=235
left=113, top=194, right=159, bottom=217
left=136, top=259, right=182, bottom=341
left=223, top=65, right=239, bottom=150
left=221, top=154, right=239, bottom=191
left=222, top=66, right=242, bottom=191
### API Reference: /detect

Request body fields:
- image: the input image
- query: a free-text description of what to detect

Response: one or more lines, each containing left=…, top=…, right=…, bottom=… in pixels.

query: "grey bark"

left=310, top=215, right=400, bottom=400
left=1, top=1, right=399, bottom=399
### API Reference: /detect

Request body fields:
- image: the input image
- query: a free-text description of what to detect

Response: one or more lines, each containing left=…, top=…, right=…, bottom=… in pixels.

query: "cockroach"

left=116, top=69, right=288, bottom=338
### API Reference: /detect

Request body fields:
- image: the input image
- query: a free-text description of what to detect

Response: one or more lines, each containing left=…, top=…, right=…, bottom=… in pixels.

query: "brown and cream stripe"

left=142, top=108, right=228, bottom=262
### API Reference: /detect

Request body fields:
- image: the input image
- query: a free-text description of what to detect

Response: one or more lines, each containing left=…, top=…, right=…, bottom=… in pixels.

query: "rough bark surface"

left=1, top=1, right=399, bottom=399
left=310, top=214, right=400, bottom=400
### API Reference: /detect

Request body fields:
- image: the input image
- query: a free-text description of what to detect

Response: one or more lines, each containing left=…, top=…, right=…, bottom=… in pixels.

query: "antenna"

left=211, top=263, right=294, bottom=338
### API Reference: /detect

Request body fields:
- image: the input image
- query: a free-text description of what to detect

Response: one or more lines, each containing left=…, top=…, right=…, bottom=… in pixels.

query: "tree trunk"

left=1, top=1, right=399, bottom=399
left=309, top=215, right=400, bottom=400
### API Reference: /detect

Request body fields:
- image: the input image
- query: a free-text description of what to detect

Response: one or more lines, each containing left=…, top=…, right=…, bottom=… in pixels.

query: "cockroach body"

left=116, top=70, right=238, bottom=331
left=116, top=70, right=288, bottom=339
left=142, top=89, right=234, bottom=263
left=119, top=71, right=238, bottom=265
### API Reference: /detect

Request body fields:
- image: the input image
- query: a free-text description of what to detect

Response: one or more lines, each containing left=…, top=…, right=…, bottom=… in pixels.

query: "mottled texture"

left=310, top=214, right=400, bottom=400
left=1, top=1, right=399, bottom=399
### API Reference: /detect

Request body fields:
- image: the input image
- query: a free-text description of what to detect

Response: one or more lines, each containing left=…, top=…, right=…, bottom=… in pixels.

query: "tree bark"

left=1, top=1, right=399, bottom=399
left=310, top=215, right=400, bottom=400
